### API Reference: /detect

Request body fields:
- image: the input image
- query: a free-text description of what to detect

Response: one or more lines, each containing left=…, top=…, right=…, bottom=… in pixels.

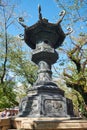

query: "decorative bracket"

left=57, top=10, right=66, bottom=24
left=65, top=27, right=73, bottom=35
left=18, top=17, right=28, bottom=29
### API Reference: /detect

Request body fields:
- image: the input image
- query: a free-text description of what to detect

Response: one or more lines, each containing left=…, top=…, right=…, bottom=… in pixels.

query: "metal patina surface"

left=24, top=19, right=65, bottom=49
left=18, top=5, right=74, bottom=117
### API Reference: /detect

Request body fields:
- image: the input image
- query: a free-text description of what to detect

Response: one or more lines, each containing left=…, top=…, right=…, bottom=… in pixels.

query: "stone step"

left=8, top=129, right=21, bottom=130
left=8, top=129, right=18, bottom=130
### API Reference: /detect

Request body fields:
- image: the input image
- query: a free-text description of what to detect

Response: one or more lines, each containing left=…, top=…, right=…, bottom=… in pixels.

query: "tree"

left=0, top=0, right=38, bottom=109
left=55, top=0, right=87, bottom=30
left=8, top=37, right=38, bottom=86
left=54, top=0, right=87, bottom=117
left=0, top=1, right=19, bottom=108
left=62, top=35, right=87, bottom=117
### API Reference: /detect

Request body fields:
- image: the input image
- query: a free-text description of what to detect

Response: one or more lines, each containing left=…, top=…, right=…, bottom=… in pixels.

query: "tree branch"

left=82, top=58, right=87, bottom=73
left=1, top=7, right=8, bottom=83
left=6, top=5, right=15, bottom=23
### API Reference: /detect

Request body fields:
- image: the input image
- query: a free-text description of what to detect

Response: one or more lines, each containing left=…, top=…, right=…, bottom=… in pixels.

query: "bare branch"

left=53, top=65, right=60, bottom=76
left=63, top=69, right=72, bottom=79
left=6, top=15, right=20, bottom=29
left=69, top=36, right=80, bottom=48
left=82, top=58, right=87, bottom=73
left=1, top=6, right=8, bottom=83
left=6, top=5, right=15, bottom=23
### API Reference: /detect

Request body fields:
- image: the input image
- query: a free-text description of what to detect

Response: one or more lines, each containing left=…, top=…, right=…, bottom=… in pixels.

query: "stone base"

left=0, top=118, right=11, bottom=130
left=18, top=85, right=74, bottom=117
left=0, top=117, right=87, bottom=130
left=11, top=117, right=87, bottom=130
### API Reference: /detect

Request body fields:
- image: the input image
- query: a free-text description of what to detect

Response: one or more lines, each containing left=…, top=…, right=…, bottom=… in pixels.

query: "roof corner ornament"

left=38, top=4, right=42, bottom=20
left=65, top=27, right=73, bottom=35
left=18, top=17, right=28, bottom=29
left=57, top=10, right=66, bottom=24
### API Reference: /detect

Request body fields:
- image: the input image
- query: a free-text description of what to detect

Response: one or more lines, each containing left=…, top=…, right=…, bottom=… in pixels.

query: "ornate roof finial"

left=65, top=27, right=73, bottom=35
left=56, top=10, right=66, bottom=24
left=18, top=17, right=28, bottom=29
left=38, top=4, right=42, bottom=20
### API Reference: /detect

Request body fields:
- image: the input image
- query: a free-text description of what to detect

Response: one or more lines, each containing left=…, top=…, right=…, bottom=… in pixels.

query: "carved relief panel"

left=43, top=98, right=67, bottom=116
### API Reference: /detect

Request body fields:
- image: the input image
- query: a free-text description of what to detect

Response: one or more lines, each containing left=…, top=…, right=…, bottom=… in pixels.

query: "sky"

left=10, top=0, right=87, bottom=76
left=18, top=0, right=59, bottom=25
left=5, top=0, right=86, bottom=40
left=16, top=0, right=68, bottom=74
left=1, top=0, right=87, bottom=78
left=8, top=0, right=87, bottom=41
left=8, top=0, right=62, bottom=36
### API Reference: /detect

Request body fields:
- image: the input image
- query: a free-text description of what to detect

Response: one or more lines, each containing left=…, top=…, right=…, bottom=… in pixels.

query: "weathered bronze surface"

left=18, top=6, right=74, bottom=117
left=24, top=18, right=65, bottom=49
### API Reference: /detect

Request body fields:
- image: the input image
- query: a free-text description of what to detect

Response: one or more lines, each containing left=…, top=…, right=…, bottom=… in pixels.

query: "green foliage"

left=79, top=102, right=87, bottom=118
left=0, top=81, right=18, bottom=109
left=0, top=1, right=38, bottom=109
left=55, top=0, right=87, bottom=118
left=7, top=37, right=38, bottom=85
left=0, top=32, right=38, bottom=107
left=59, top=35, right=87, bottom=118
